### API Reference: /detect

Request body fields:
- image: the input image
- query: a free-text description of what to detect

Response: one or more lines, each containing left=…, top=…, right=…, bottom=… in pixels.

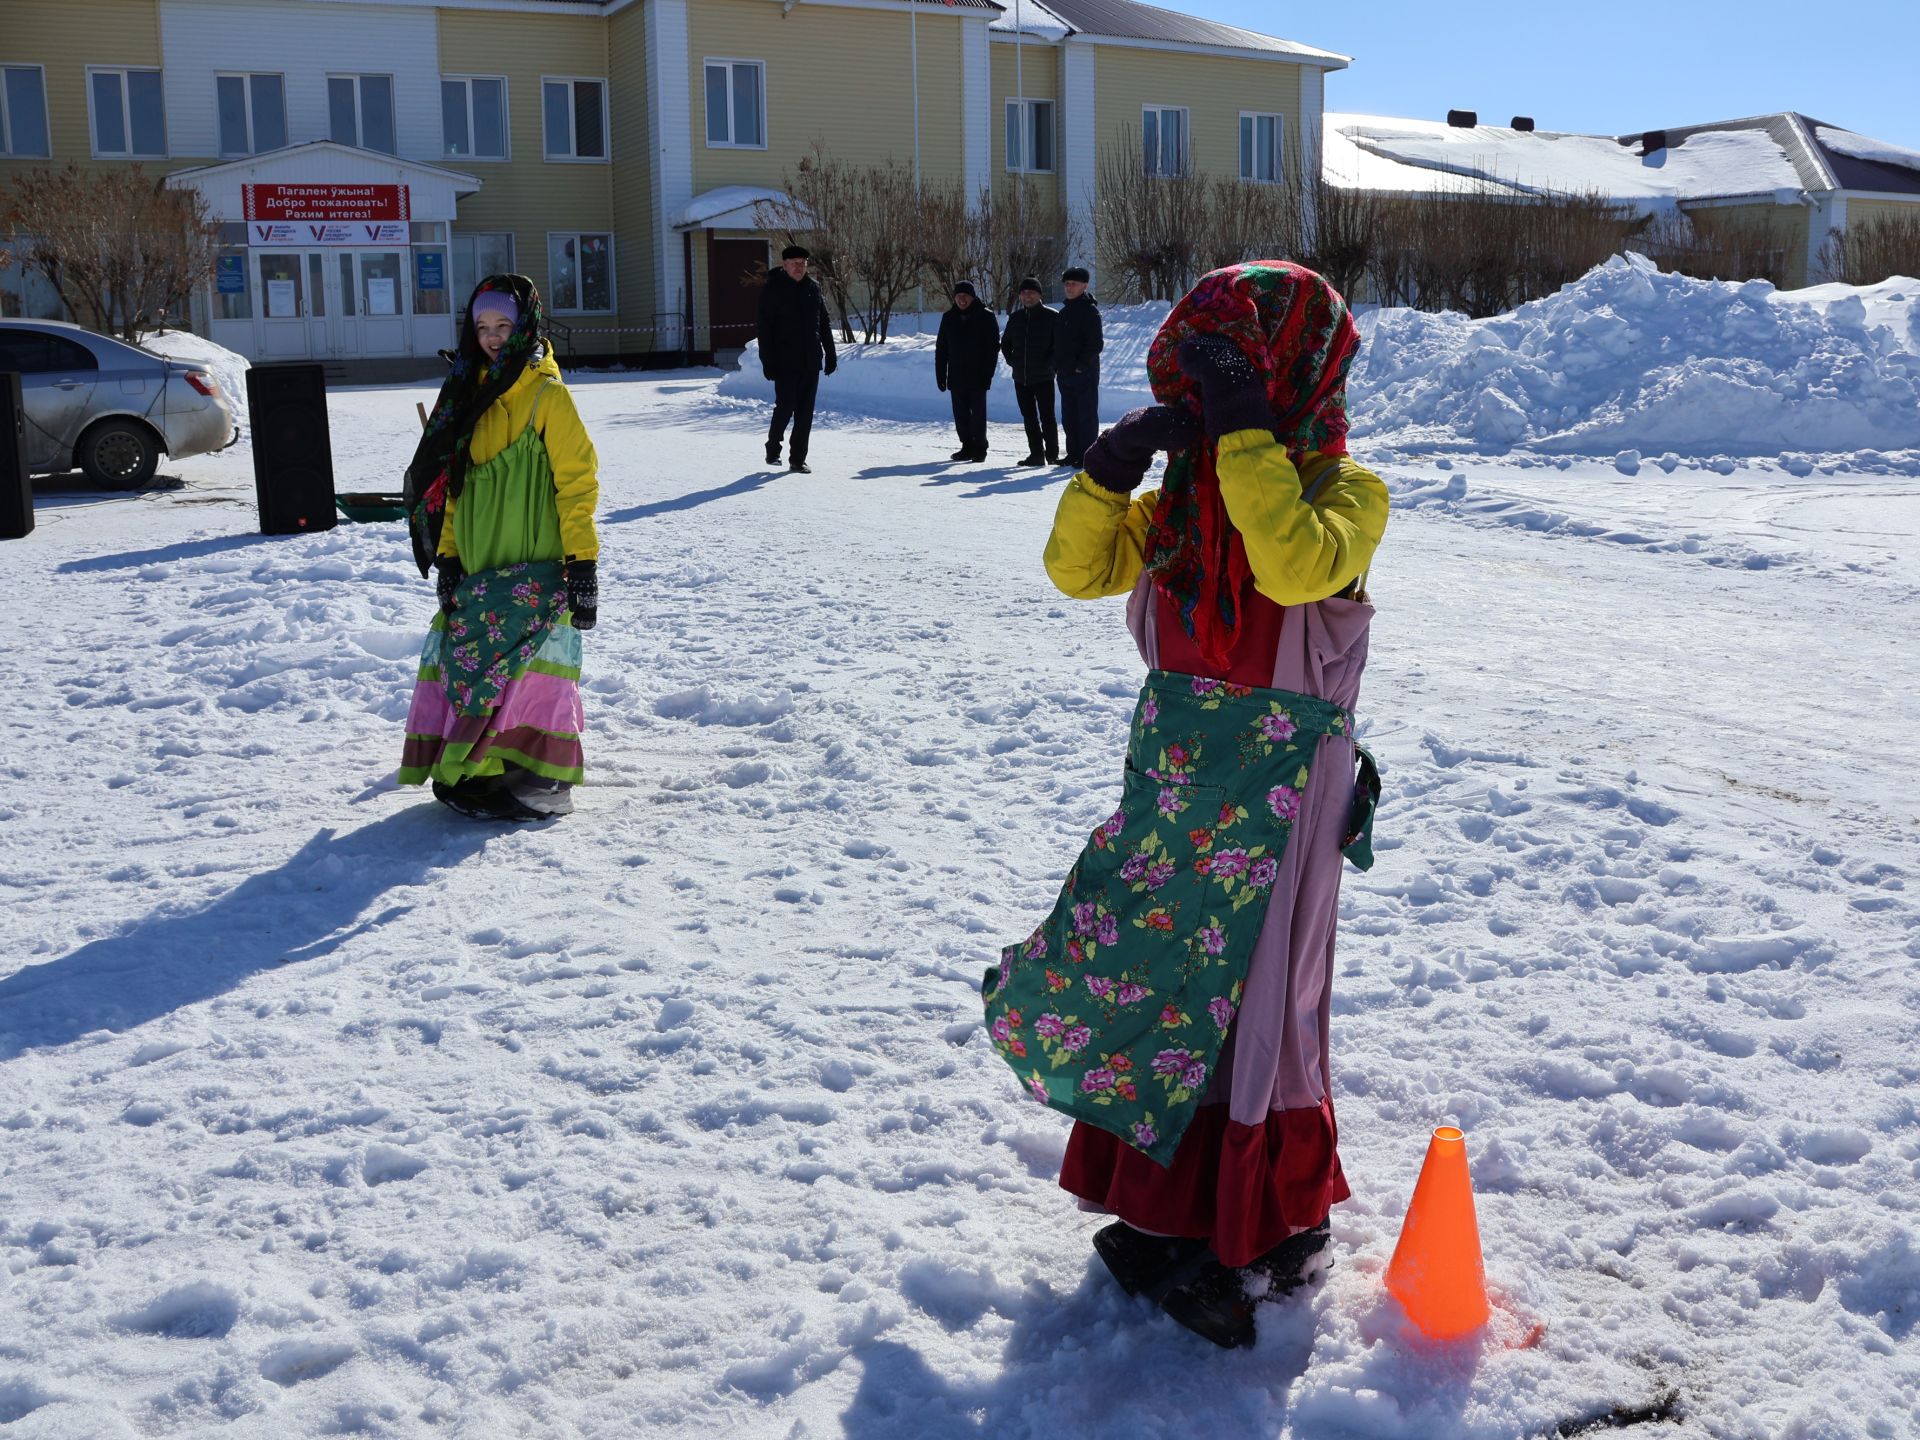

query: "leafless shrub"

left=1633, top=208, right=1795, bottom=288
left=4, top=164, right=218, bottom=339
left=1818, top=212, right=1920, bottom=285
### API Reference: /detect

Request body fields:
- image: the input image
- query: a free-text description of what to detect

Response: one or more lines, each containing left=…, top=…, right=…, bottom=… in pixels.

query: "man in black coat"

left=757, top=244, right=838, bottom=473
left=998, top=276, right=1059, bottom=467
left=1054, top=265, right=1103, bottom=469
left=934, top=280, right=1001, bottom=462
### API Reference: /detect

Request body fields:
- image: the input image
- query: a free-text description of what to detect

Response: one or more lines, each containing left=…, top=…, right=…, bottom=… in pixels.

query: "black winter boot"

left=1158, top=1255, right=1257, bottom=1349
left=1248, top=1219, right=1332, bottom=1296
left=1092, top=1222, right=1207, bottom=1298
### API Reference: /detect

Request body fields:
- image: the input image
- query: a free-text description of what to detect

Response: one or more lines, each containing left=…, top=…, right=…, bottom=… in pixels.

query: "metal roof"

left=1008, top=0, right=1348, bottom=63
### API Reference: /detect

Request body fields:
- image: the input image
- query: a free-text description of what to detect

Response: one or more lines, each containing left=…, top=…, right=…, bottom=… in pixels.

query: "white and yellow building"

left=1, top=0, right=1350, bottom=368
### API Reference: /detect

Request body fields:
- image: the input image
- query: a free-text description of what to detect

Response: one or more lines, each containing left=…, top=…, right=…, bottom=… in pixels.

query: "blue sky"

left=1191, top=0, right=1920, bottom=151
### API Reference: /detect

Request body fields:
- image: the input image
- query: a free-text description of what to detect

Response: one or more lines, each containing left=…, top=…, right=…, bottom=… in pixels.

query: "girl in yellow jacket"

left=983, top=263, right=1389, bottom=1349
left=398, top=275, right=600, bottom=820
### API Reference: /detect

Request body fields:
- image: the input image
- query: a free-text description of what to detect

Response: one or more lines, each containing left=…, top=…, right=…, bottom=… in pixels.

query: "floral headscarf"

left=404, top=273, right=548, bottom=575
left=1141, top=262, right=1361, bottom=669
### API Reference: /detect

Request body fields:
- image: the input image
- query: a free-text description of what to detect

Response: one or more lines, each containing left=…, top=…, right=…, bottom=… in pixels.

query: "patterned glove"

left=565, top=559, right=598, bottom=631
left=1080, top=405, right=1202, bottom=493
left=1177, top=335, right=1272, bottom=438
left=435, top=557, right=463, bottom=614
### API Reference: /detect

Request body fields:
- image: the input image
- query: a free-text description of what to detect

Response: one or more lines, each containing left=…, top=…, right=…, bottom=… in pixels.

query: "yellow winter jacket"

left=1043, top=428, right=1389, bottom=603
left=437, top=350, right=600, bottom=562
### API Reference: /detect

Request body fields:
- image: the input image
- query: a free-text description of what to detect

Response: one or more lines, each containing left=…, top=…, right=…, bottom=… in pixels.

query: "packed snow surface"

left=3, top=276, right=1919, bottom=1437
left=723, top=257, right=1920, bottom=465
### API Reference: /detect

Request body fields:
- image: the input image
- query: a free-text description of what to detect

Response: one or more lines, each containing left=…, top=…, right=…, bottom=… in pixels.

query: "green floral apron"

left=983, top=670, right=1376, bottom=1166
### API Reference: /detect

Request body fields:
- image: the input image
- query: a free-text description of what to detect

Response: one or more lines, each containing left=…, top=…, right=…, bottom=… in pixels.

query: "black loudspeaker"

left=0, top=372, right=30, bottom=541
left=245, top=362, right=336, bottom=535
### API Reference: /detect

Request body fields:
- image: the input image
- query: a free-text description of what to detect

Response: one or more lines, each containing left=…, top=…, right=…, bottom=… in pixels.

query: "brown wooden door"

left=707, top=236, right=769, bottom=351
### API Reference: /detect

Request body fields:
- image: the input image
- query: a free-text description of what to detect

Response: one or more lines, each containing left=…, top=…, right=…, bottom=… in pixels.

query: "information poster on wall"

left=216, top=255, right=245, bottom=294
left=368, top=278, right=398, bottom=316
left=266, top=279, right=297, bottom=318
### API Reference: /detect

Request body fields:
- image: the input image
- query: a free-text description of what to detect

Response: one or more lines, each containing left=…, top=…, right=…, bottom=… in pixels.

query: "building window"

left=90, top=67, right=167, bottom=158
left=329, top=74, right=396, bottom=154
left=1240, top=112, right=1284, bottom=184
left=1, top=66, right=50, bottom=158
left=703, top=60, right=764, bottom=149
left=442, top=76, right=508, bottom=160
left=1005, top=98, right=1055, bottom=174
left=217, top=72, right=286, bottom=156
left=542, top=78, right=607, bottom=161
left=451, top=232, right=516, bottom=301
left=1142, top=104, right=1188, bottom=178
left=547, top=232, right=612, bottom=313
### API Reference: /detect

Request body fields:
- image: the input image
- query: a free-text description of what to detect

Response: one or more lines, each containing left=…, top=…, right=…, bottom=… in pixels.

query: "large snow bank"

left=139, top=328, right=252, bottom=432
left=716, top=302, right=1168, bottom=427
left=719, top=259, right=1920, bottom=461
left=1351, top=254, right=1920, bottom=456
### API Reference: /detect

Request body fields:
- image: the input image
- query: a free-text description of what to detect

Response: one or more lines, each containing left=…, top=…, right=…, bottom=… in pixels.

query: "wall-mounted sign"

left=216, top=255, right=245, bottom=294
left=242, top=183, right=410, bottom=222
left=415, top=252, right=444, bottom=291
left=248, top=221, right=410, bottom=246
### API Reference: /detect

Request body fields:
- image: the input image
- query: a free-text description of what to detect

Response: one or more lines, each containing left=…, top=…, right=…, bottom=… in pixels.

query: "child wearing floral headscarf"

left=398, top=275, right=600, bottom=820
left=983, top=262, right=1388, bottom=1348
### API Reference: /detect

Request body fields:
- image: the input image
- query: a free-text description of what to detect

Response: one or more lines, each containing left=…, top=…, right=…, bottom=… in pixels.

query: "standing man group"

left=934, top=281, right=1000, bottom=463
left=757, top=244, right=838, bottom=474
left=1000, top=277, right=1059, bottom=468
left=1055, top=266, right=1103, bottom=469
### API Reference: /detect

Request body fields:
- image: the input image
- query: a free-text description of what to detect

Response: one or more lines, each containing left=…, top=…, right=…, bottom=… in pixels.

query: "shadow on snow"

left=0, top=808, right=492, bottom=1061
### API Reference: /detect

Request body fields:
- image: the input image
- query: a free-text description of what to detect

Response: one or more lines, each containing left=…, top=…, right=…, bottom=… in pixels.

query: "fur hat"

left=1062, top=266, right=1091, bottom=284
left=781, top=244, right=810, bottom=261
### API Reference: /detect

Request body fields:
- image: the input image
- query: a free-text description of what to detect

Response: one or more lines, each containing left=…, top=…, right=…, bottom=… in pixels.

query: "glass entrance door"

left=254, top=251, right=312, bottom=360
left=255, top=251, right=338, bottom=358
left=351, top=251, right=409, bottom=357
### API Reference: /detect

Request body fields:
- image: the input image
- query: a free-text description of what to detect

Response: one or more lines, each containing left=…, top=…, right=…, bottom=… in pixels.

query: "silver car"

left=0, top=319, right=237, bottom=487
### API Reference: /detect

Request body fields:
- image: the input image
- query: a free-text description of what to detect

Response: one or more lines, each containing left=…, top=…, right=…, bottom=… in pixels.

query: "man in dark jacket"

left=934, top=281, right=1000, bottom=462
left=1054, top=265, right=1103, bottom=469
left=757, top=244, right=838, bottom=474
left=999, top=276, right=1059, bottom=467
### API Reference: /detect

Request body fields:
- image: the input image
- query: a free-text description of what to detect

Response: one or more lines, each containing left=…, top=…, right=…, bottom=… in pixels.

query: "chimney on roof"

left=1640, top=130, right=1668, bottom=156
left=1447, top=109, right=1478, bottom=129
left=1511, top=116, right=1535, bottom=132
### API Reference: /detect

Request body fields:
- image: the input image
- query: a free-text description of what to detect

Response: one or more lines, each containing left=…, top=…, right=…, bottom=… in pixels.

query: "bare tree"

left=1093, top=127, right=1210, bottom=302
left=4, top=164, right=218, bottom=340
left=756, top=146, right=929, bottom=342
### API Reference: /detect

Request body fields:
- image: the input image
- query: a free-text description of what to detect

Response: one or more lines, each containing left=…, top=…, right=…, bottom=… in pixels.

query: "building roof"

left=1324, top=111, right=1920, bottom=211
left=991, top=0, right=1348, bottom=65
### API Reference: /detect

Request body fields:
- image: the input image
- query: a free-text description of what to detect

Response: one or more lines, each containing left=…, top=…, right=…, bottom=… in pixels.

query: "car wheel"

left=78, top=420, right=160, bottom=489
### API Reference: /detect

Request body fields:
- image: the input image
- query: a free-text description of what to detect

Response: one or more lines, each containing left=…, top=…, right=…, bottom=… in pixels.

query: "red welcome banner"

left=242, top=184, right=410, bottom=222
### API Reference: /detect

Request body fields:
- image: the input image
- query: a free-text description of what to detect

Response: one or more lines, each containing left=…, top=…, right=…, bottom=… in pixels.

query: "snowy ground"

left=3, top=353, right=1918, bottom=1438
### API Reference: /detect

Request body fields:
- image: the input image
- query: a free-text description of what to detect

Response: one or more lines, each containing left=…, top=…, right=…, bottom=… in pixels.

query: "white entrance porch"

left=166, top=142, right=480, bottom=365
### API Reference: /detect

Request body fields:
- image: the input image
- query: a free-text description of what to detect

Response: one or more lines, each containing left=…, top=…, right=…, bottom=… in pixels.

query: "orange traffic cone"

left=1384, top=1125, right=1491, bottom=1340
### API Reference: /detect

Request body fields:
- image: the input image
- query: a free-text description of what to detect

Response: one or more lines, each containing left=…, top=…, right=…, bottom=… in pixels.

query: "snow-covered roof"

left=673, top=187, right=809, bottom=232
left=1815, top=126, right=1920, bottom=173
left=1325, top=113, right=1807, bottom=210
left=991, top=0, right=1348, bottom=65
